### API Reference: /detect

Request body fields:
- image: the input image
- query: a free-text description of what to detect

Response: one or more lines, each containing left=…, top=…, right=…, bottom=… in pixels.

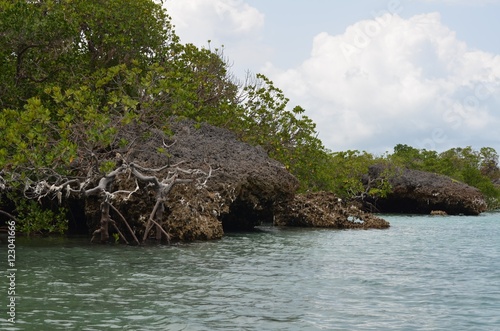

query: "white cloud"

left=164, top=1, right=500, bottom=153
left=165, top=0, right=268, bottom=77
left=165, top=0, right=264, bottom=41
left=264, top=12, right=500, bottom=153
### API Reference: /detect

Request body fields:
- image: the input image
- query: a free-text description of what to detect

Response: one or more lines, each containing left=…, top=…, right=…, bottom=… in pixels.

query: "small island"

left=1, top=1, right=499, bottom=243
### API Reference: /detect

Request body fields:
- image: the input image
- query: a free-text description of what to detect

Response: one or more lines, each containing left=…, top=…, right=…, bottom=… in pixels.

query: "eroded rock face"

left=84, top=119, right=299, bottom=241
left=275, top=191, right=390, bottom=229
left=363, top=165, right=487, bottom=215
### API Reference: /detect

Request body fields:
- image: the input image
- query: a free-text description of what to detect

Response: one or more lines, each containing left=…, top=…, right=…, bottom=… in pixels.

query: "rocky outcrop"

left=84, top=118, right=299, bottom=242
left=275, top=191, right=390, bottom=229
left=1, top=118, right=391, bottom=242
left=363, top=165, right=487, bottom=215
left=430, top=210, right=447, bottom=216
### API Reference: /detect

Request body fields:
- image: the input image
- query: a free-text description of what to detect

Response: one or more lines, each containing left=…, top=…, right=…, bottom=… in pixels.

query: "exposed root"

left=19, top=159, right=214, bottom=244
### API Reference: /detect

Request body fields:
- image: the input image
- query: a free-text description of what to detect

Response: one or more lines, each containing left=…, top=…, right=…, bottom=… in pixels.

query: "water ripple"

left=1, top=214, right=500, bottom=330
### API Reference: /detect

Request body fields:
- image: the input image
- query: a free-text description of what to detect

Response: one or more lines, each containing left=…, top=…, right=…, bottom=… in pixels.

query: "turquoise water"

left=1, top=213, right=500, bottom=330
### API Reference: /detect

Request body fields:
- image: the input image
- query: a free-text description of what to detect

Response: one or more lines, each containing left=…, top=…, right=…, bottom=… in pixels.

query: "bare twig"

left=142, top=198, right=163, bottom=242
left=85, top=164, right=127, bottom=196
left=5, top=157, right=213, bottom=245
left=0, top=210, right=17, bottom=221
left=98, top=201, right=111, bottom=243
left=162, top=139, right=176, bottom=149
left=111, top=179, right=139, bottom=200
left=131, top=162, right=171, bottom=174
left=150, top=219, right=171, bottom=244
left=109, top=203, right=141, bottom=245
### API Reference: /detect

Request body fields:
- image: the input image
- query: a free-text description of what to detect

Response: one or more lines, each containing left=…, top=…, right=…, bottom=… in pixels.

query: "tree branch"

left=85, top=164, right=127, bottom=196
left=109, top=203, right=141, bottom=245
left=4, top=157, right=213, bottom=244
left=0, top=210, right=17, bottom=222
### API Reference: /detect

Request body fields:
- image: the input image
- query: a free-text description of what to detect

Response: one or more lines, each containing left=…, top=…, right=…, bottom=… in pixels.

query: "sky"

left=164, top=0, right=500, bottom=155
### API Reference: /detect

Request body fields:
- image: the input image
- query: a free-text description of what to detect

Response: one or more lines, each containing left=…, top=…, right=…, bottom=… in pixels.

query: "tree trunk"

left=99, top=201, right=110, bottom=243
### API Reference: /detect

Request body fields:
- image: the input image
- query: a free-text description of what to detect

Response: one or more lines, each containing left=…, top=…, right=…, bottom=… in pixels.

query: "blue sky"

left=165, top=0, right=500, bottom=155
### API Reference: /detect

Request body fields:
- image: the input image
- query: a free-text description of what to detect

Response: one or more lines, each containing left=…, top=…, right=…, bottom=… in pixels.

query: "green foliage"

left=99, top=160, right=117, bottom=174
left=2, top=0, right=499, bottom=227
left=326, top=150, right=392, bottom=199
left=0, top=0, right=337, bottom=235
left=14, top=199, right=68, bottom=236
left=0, top=0, right=323, bottom=183
left=0, top=0, right=76, bottom=108
left=0, top=97, right=78, bottom=172
left=391, top=144, right=441, bottom=172
left=217, top=74, right=327, bottom=191
left=389, top=144, right=500, bottom=208
left=327, top=150, right=369, bottom=197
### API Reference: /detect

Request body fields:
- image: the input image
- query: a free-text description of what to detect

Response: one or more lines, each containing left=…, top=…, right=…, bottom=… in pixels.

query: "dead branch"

left=155, top=200, right=164, bottom=241
left=142, top=198, right=163, bottom=242
left=130, top=163, right=162, bottom=189
left=111, top=179, right=139, bottom=201
left=90, top=229, right=100, bottom=243
left=197, top=163, right=213, bottom=187
left=163, top=139, right=176, bottom=149
left=98, top=201, right=111, bottom=243
left=151, top=218, right=171, bottom=244
left=85, top=164, right=128, bottom=196
left=109, top=203, right=140, bottom=245
left=5, top=156, right=213, bottom=244
left=0, top=210, right=17, bottom=221
left=130, top=162, right=171, bottom=174
left=0, top=173, right=6, bottom=191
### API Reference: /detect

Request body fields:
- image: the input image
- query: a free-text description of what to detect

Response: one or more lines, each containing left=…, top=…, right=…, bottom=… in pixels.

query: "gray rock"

left=84, top=118, right=299, bottom=241
left=363, top=164, right=487, bottom=215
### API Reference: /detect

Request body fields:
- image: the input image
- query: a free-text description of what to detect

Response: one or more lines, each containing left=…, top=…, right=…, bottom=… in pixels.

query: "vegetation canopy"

left=0, top=0, right=326, bottom=236
left=1, top=0, right=499, bottom=236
